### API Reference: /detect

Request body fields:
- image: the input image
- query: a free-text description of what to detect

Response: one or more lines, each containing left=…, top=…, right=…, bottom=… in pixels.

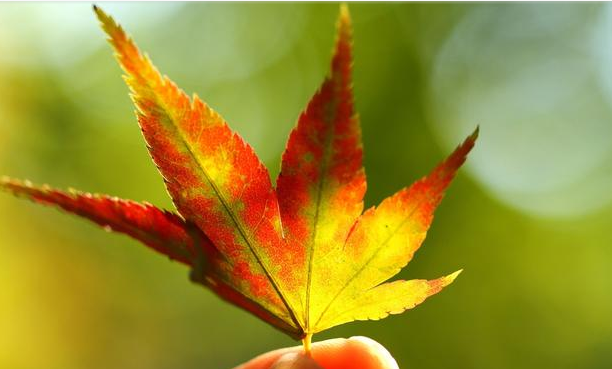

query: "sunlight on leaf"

left=1, top=4, right=477, bottom=350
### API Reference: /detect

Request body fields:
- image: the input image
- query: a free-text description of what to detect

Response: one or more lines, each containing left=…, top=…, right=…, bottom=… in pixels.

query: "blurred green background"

left=1, top=2, right=612, bottom=369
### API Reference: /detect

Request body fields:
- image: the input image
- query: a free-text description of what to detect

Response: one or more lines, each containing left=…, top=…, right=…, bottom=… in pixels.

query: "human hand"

left=234, top=336, right=399, bottom=369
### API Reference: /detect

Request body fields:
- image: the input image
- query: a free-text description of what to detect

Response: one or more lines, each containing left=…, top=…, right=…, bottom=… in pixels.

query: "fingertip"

left=347, top=337, right=399, bottom=369
left=270, top=353, right=323, bottom=369
left=310, top=336, right=399, bottom=369
left=234, top=337, right=399, bottom=369
left=233, top=347, right=296, bottom=369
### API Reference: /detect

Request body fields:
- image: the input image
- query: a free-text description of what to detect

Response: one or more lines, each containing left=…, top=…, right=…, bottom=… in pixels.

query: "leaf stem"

left=302, top=333, right=313, bottom=356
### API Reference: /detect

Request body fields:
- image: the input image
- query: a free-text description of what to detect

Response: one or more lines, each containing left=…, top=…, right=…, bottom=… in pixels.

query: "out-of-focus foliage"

left=1, top=3, right=611, bottom=369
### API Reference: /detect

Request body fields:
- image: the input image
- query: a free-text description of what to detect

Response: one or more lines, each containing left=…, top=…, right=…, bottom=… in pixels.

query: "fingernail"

left=349, top=336, right=400, bottom=369
left=270, top=352, right=323, bottom=369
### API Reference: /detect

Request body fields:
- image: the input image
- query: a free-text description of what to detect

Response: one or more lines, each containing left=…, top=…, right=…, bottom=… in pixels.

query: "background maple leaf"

left=0, top=3, right=611, bottom=369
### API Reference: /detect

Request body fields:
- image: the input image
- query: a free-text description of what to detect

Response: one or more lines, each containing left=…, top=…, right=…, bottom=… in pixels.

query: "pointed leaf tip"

left=93, top=5, right=124, bottom=40
left=444, top=269, right=463, bottom=285
left=93, top=4, right=109, bottom=23
left=337, top=3, right=352, bottom=39
left=471, top=126, right=480, bottom=140
left=340, top=3, right=351, bottom=23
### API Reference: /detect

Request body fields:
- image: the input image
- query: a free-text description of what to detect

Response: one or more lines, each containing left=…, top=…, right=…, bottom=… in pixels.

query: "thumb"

left=270, top=352, right=323, bottom=369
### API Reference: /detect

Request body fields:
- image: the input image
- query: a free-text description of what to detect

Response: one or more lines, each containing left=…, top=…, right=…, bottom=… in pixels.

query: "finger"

left=234, top=347, right=297, bottom=369
left=234, top=336, right=398, bottom=369
left=310, top=337, right=399, bottom=369
left=270, top=353, right=323, bottom=369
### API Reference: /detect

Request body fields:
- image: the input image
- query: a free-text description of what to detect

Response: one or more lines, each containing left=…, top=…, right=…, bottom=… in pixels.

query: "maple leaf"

left=1, top=5, right=477, bottom=350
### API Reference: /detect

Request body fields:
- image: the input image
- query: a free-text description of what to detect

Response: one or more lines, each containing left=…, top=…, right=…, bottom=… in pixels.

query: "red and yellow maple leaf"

left=1, top=5, right=477, bottom=349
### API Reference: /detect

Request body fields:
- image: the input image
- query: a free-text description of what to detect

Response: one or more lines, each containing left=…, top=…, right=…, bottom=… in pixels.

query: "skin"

left=234, top=337, right=399, bottom=369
